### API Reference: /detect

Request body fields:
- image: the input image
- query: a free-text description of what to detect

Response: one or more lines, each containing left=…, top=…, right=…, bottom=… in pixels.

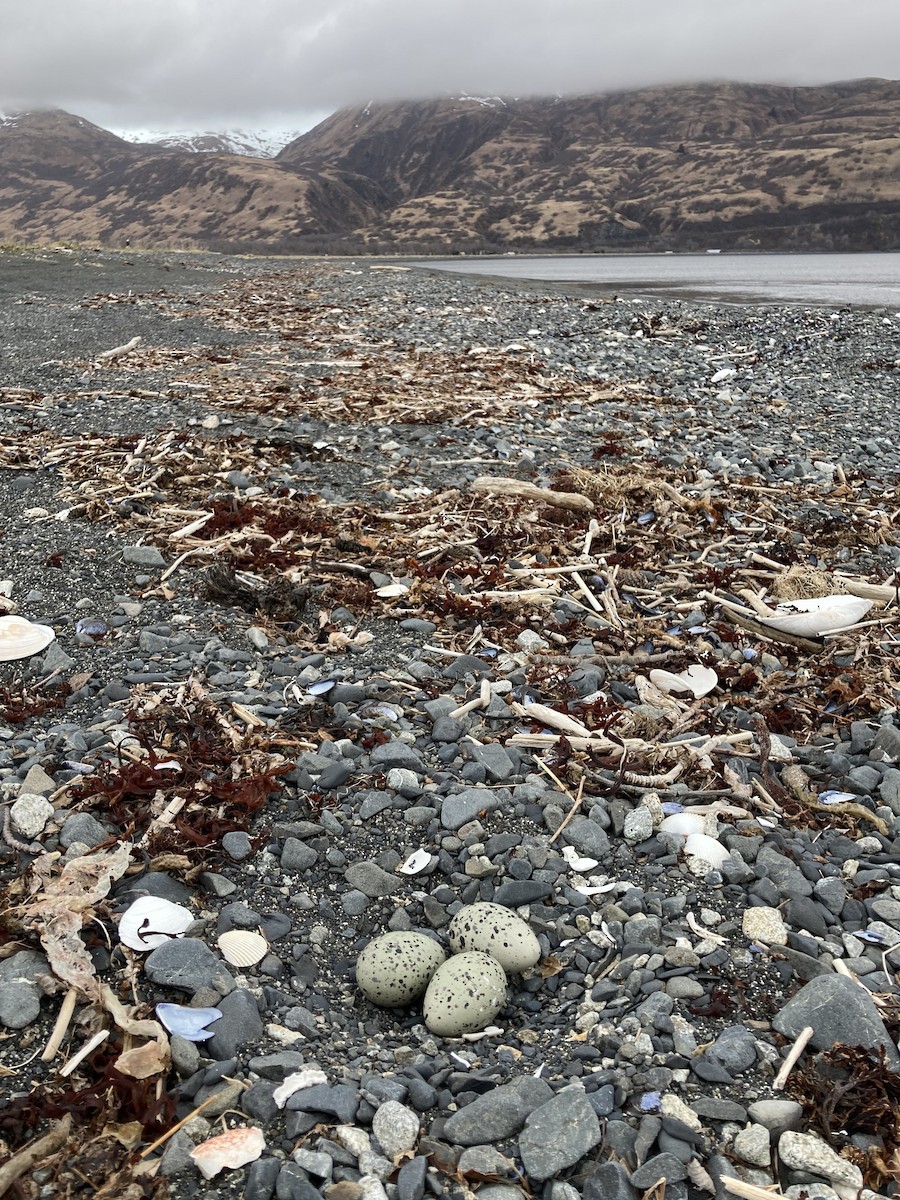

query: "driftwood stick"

left=773, top=1025, right=814, bottom=1090
left=471, top=476, right=594, bottom=512
left=41, top=986, right=79, bottom=1062
left=96, top=335, right=142, bottom=361
left=0, top=1113, right=73, bottom=1197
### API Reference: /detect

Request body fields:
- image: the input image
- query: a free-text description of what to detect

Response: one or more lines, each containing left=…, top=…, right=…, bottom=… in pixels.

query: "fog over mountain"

left=2, top=0, right=898, bottom=135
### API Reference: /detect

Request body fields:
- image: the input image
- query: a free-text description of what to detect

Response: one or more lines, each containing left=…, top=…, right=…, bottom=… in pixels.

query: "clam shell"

left=375, top=583, right=409, bottom=598
left=759, top=595, right=871, bottom=636
left=398, top=848, right=432, bottom=875
left=0, top=614, right=56, bottom=661
left=217, top=929, right=268, bottom=967
left=649, top=664, right=718, bottom=698
left=118, top=896, right=194, bottom=951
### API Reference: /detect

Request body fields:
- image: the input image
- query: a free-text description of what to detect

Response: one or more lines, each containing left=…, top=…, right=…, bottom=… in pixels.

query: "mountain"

left=278, top=80, right=900, bottom=252
left=1, top=81, right=899, bottom=253
left=115, top=127, right=301, bottom=157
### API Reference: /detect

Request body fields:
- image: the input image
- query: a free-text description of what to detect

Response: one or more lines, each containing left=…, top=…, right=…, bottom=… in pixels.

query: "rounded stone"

left=742, top=905, right=789, bottom=945
left=10, top=793, right=54, bottom=838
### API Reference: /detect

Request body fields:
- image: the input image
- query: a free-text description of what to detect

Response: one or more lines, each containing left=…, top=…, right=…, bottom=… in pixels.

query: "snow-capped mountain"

left=114, top=127, right=302, bottom=158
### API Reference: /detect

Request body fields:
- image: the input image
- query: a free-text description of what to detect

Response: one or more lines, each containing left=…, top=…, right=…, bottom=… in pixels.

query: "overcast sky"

left=2, top=0, right=898, bottom=134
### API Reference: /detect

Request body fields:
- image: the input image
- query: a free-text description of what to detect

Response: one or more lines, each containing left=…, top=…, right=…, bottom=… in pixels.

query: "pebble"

left=3, top=256, right=900, bottom=1200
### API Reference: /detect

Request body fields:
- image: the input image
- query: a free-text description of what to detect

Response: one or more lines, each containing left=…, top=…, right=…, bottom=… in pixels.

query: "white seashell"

left=375, top=583, right=409, bottom=599
left=217, top=929, right=269, bottom=967
left=561, top=845, right=599, bottom=871
left=683, top=833, right=730, bottom=869
left=398, top=849, right=432, bottom=875
left=758, top=595, right=872, bottom=636
left=189, top=1126, right=266, bottom=1179
left=649, top=664, right=718, bottom=698
left=573, top=881, right=618, bottom=896
left=118, top=896, right=194, bottom=951
left=660, top=812, right=706, bottom=838
left=273, top=1067, right=328, bottom=1108
left=0, top=615, right=56, bottom=661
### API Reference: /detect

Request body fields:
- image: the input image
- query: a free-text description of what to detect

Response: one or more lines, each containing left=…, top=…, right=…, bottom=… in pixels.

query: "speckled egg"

left=355, top=932, right=446, bottom=1008
left=447, top=902, right=541, bottom=973
left=423, top=951, right=508, bottom=1036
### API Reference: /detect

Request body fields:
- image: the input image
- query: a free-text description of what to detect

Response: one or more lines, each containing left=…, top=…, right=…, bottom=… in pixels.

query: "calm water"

left=420, top=252, right=900, bottom=308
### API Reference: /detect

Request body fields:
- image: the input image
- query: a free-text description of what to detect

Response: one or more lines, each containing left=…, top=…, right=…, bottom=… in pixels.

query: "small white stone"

left=10, top=793, right=54, bottom=838
left=623, top=806, right=654, bottom=843
left=742, top=906, right=789, bottom=946
left=372, top=1100, right=420, bottom=1159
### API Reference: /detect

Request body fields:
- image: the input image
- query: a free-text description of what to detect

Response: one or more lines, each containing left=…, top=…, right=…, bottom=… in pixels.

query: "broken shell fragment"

left=117, top=896, right=194, bottom=950
left=189, top=1126, right=266, bottom=1179
left=0, top=614, right=56, bottom=661
left=217, top=929, right=268, bottom=967
left=648, top=664, right=718, bottom=698
left=757, top=595, right=872, bottom=636
left=273, top=1067, right=328, bottom=1108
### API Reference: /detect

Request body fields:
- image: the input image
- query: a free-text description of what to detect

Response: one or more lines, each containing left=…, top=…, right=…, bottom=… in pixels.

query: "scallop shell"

left=649, top=664, right=718, bottom=698
left=683, top=832, right=730, bottom=869
left=0, top=614, right=56, bottom=661
left=217, top=929, right=268, bottom=967
left=758, top=595, right=872, bottom=636
left=660, top=812, right=706, bottom=838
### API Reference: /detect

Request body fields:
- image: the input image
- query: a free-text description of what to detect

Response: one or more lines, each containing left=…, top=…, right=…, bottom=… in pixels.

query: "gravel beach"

left=0, top=247, right=899, bottom=1200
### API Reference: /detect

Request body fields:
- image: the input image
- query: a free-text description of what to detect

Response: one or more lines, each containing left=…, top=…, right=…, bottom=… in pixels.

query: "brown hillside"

left=1, top=81, right=899, bottom=252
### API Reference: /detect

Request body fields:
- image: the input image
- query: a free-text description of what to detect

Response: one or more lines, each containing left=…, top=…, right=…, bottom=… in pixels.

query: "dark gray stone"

left=630, top=1153, right=689, bottom=1188
left=286, top=1082, right=360, bottom=1123
left=281, top=837, right=319, bottom=872
left=245, top=1157, right=281, bottom=1200
left=518, top=1087, right=601, bottom=1181
left=442, top=1077, right=554, bottom=1145
left=344, top=860, right=399, bottom=897
left=707, top=1025, right=758, bottom=1074
left=370, top=741, right=425, bottom=771
left=561, top=817, right=610, bottom=858
left=397, top=1156, right=428, bottom=1200
left=144, top=938, right=236, bottom=995
left=275, top=1163, right=325, bottom=1200
left=242, top=1080, right=280, bottom=1123
left=773, top=974, right=900, bottom=1061
left=59, top=811, right=108, bottom=849
left=584, top=1161, right=638, bottom=1200
left=440, top=788, right=499, bottom=830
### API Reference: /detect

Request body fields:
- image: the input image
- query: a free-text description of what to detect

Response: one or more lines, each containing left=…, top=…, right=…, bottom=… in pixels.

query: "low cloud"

left=3, top=0, right=898, bottom=131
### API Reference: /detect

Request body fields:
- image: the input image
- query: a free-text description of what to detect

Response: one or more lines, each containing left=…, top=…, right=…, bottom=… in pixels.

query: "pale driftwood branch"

left=96, top=335, right=142, bottom=361
left=471, top=476, right=594, bottom=512
left=40, top=986, right=79, bottom=1062
left=773, top=1025, right=814, bottom=1090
